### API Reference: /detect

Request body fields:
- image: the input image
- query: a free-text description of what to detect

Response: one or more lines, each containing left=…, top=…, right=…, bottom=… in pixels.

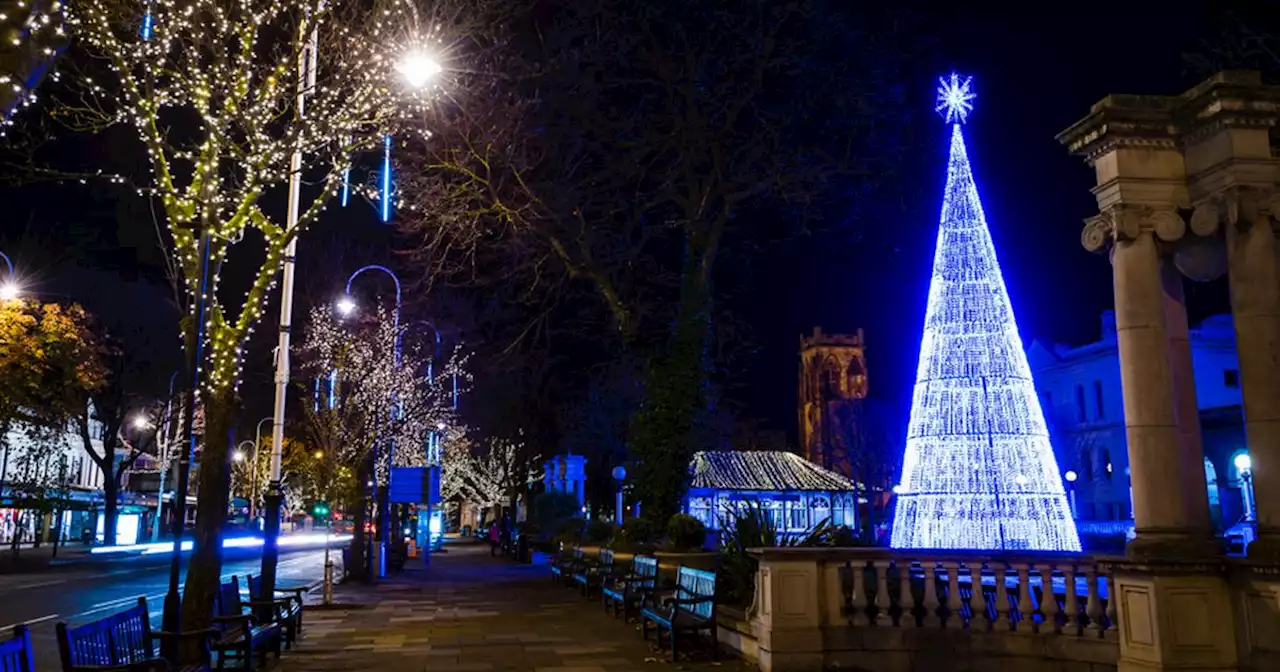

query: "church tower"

left=798, top=327, right=869, bottom=477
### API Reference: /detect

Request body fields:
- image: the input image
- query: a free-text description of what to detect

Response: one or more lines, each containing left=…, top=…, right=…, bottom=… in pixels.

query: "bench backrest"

left=674, top=566, right=716, bottom=620
left=216, top=576, right=246, bottom=625
left=246, top=574, right=265, bottom=599
left=56, top=597, right=153, bottom=669
left=0, top=626, right=34, bottom=672
left=631, top=555, right=658, bottom=589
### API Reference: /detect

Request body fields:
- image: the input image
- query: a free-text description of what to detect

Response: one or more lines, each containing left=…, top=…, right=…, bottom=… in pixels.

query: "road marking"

left=0, top=613, right=59, bottom=630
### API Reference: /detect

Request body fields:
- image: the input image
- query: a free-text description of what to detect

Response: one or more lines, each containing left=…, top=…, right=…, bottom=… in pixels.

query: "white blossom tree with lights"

left=440, top=431, right=538, bottom=510
left=61, top=0, right=462, bottom=635
left=297, top=304, right=469, bottom=576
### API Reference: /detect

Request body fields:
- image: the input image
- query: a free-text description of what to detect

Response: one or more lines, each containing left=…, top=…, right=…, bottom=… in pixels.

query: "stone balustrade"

left=746, top=547, right=1120, bottom=672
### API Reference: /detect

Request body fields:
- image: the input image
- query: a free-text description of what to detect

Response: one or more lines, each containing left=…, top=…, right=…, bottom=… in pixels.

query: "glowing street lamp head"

left=132, top=416, right=152, bottom=430
left=397, top=53, right=442, bottom=89
left=1235, top=453, right=1253, bottom=472
left=935, top=72, right=975, bottom=124
left=232, top=451, right=246, bottom=463
left=0, top=281, right=19, bottom=301
left=1064, top=470, right=1077, bottom=483
left=336, top=295, right=357, bottom=317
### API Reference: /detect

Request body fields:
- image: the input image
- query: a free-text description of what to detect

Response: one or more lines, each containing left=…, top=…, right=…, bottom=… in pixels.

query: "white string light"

left=891, top=76, right=1080, bottom=552
left=690, top=451, right=854, bottom=491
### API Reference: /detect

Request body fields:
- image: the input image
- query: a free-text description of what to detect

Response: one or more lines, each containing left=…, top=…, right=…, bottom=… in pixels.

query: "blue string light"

left=141, top=5, right=154, bottom=41
left=380, top=134, right=392, bottom=222
left=890, top=75, right=1080, bottom=552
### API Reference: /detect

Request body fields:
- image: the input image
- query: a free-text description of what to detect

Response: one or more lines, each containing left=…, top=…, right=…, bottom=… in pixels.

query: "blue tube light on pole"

left=141, top=9, right=154, bottom=40
left=380, top=135, right=392, bottom=222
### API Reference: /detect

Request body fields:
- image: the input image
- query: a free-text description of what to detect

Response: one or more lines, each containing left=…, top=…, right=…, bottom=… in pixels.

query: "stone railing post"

left=749, top=548, right=831, bottom=672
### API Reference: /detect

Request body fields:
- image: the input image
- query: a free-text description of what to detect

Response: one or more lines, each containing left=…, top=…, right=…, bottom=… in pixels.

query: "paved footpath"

left=288, top=540, right=751, bottom=672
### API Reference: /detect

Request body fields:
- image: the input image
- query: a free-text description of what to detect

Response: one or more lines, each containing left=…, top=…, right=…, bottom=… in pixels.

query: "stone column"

left=1224, top=189, right=1280, bottom=559
left=1109, top=218, right=1216, bottom=559
left=1161, top=260, right=1214, bottom=536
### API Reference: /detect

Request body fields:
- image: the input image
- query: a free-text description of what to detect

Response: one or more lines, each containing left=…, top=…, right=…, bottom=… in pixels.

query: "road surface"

left=0, top=547, right=332, bottom=668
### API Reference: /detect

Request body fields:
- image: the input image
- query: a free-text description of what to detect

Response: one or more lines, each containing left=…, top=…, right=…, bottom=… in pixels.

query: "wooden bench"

left=640, top=566, right=718, bottom=661
left=549, top=545, right=584, bottom=587
left=55, top=597, right=213, bottom=672
left=1, top=625, right=34, bottom=672
left=245, top=575, right=307, bottom=650
left=212, top=577, right=281, bottom=671
left=602, top=555, right=657, bottom=621
left=572, top=549, right=615, bottom=597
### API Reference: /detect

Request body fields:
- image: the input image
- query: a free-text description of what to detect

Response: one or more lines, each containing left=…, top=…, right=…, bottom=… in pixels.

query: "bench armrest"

left=152, top=628, right=219, bottom=642
left=213, top=614, right=257, bottom=627
left=663, top=595, right=715, bottom=607
left=66, top=661, right=170, bottom=672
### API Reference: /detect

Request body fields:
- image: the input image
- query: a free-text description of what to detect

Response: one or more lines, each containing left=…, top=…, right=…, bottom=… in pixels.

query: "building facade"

left=798, top=327, right=869, bottom=479
left=1028, top=311, right=1249, bottom=535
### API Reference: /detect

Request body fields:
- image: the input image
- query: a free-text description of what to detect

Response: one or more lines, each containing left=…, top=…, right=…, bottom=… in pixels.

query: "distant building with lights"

left=682, top=450, right=858, bottom=535
left=1028, top=311, right=1249, bottom=540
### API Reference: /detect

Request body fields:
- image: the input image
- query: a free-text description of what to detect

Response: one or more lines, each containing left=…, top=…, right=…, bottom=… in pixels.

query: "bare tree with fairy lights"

left=298, top=304, right=468, bottom=578
left=60, top=0, right=464, bottom=640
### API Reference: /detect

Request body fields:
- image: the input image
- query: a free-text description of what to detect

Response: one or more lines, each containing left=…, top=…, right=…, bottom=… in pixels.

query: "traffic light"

left=313, top=502, right=329, bottom=517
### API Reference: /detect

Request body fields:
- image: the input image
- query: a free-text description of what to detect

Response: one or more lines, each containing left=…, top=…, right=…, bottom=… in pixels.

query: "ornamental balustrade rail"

left=829, top=551, right=1115, bottom=635
left=746, top=548, right=1120, bottom=672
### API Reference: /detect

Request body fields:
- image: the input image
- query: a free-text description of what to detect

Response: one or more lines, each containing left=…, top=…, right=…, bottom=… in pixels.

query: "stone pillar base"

left=1127, top=532, right=1224, bottom=562
left=1244, top=533, right=1280, bottom=563
left=1108, top=559, right=1238, bottom=672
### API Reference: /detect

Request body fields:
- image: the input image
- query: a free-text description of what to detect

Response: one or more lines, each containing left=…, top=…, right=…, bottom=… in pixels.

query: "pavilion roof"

left=688, top=450, right=856, bottom=492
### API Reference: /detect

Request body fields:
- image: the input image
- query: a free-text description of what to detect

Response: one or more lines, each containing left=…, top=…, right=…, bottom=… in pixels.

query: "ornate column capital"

left=1191, top=186, right=1279, bottom=237
left=1081, top=205, right=1187, bottom=253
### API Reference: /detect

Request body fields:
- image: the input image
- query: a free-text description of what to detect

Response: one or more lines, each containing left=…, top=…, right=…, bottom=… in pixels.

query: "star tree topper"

left=936, top=73, right=975, bottom=124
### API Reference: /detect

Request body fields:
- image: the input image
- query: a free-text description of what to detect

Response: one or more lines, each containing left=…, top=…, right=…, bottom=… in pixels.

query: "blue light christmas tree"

left=890, top=75, right=1080, bottom=552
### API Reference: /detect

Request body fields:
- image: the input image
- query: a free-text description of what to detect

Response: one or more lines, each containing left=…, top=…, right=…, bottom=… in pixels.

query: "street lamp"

left=335, top=295, right=357, bottom=316
left=1235, top=453, right=1256, bottom=523
left=1064, top=470, right=1078, bottom=519
left=0, top=250, right=18, bottom=301
left=232, top=450, right=246, bottom=463
left=339, top=265, right=401, bottom=580
left=395, top=53, right=442, bottom=89
left=612, top=466, right=627, bottom=525
left=262, top=48, right=444, bottom=595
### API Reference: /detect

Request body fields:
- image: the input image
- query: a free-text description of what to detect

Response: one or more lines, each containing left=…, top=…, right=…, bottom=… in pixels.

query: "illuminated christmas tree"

left=890, top=75, right=1080, bottom=551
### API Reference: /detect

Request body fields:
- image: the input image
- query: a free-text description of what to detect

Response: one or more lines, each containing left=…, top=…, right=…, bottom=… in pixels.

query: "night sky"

left=0, top=0, right=1256, bottom=444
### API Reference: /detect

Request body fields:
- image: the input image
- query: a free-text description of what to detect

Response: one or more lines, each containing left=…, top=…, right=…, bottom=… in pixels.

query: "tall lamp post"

left=1064, top=470, right=1078, bottom=519
left=0, top=250, right=21, bottom=508
left=338, top=264, right=401, bottom=580
left=1236, top=453, right=1256, bottom=523
left=612, top=466, right=627, bottom=525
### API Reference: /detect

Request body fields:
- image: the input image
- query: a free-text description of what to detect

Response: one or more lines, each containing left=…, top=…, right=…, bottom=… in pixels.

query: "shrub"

left=584, top=519, right=616, bottom=544
left=532, top=491, right=583, bottom=542
left=666, top=513, right=707, bottom=552
left=717, top=502, right=837, bottom=606
left=610, top=516, right=656, bottom=551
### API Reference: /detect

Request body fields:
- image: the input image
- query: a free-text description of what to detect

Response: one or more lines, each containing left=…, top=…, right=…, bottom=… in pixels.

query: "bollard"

left=323, top=557, right=334, bottom=605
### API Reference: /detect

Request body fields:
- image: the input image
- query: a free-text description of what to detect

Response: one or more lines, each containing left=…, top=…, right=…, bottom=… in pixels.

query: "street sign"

left=389, top=466, right=438, bottom=504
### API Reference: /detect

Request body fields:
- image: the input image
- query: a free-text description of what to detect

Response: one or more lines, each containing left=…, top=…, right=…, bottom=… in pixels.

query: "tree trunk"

left=102, top=477, right=119, bottom=547
left=179, top=386, right=237, bottom=649
left=350, top=467, right=369, bottom=582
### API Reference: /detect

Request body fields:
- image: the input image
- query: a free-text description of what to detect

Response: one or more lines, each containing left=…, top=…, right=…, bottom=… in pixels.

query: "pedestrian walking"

left=488, top=520, right=500, bottom=556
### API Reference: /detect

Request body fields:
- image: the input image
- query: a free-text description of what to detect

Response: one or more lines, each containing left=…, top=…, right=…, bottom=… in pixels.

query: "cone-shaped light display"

left=890, top=74, right=1081, bottom=551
